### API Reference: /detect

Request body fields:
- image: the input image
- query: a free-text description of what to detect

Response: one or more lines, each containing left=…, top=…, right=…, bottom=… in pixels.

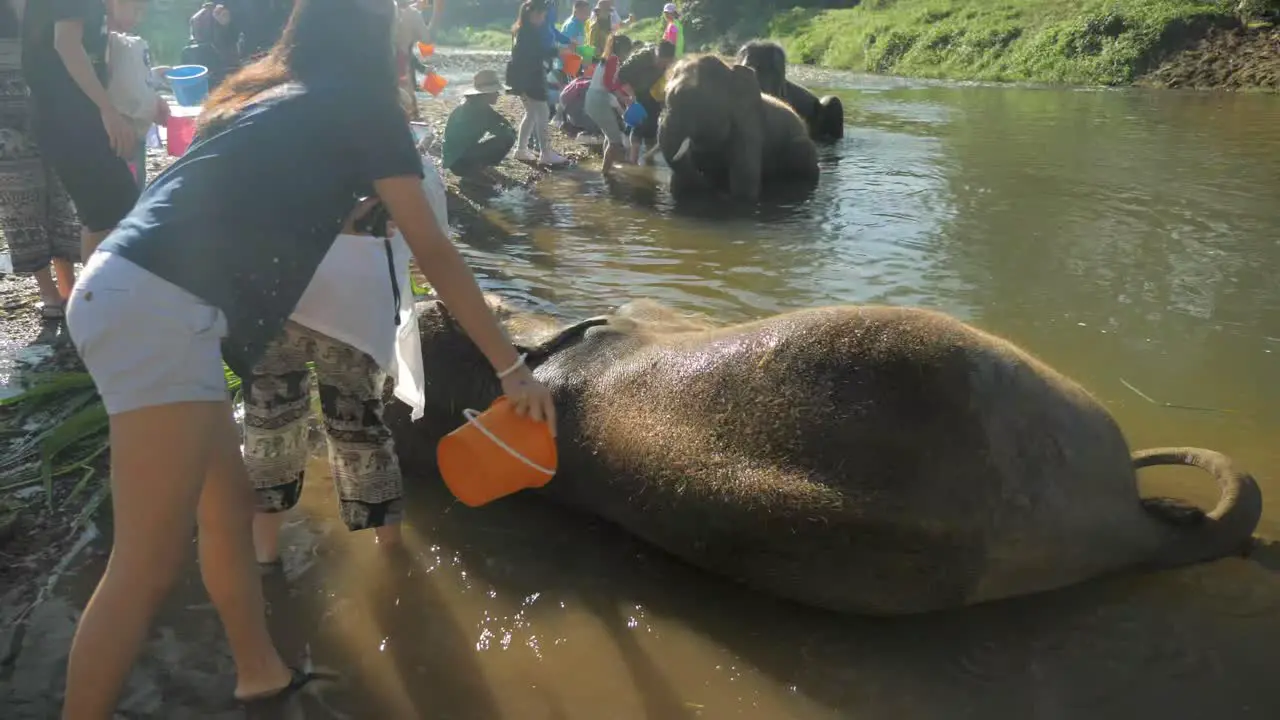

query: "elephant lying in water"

left=388, top=298, right=1262, bottom=615
left=658, top=55, right=818, bottom=202
left=735, top=40, right=845, bottom=141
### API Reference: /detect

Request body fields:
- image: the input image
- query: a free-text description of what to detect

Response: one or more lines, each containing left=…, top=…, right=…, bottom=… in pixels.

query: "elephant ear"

left=519, top=316, right=611, bottom=367
left=727, top=64, right=765, bottom=202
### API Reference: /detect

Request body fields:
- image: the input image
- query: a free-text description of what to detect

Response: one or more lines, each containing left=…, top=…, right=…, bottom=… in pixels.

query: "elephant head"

left=659, top=55, right=767, bottom=202
left=412, top=296, right=609, bottom=422
left=734, top=40, right=787, bottom=99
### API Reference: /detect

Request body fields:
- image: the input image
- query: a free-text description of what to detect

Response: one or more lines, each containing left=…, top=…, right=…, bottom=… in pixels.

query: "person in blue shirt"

left=541, top=0, right=571, bottom=51
left=59, top=0, right=557, bottom=715
left=560, top=0, right=590, bottom=49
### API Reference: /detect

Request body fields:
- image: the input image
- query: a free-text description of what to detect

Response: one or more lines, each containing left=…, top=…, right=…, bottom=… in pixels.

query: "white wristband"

left=496, top=353, right=528, bottom=380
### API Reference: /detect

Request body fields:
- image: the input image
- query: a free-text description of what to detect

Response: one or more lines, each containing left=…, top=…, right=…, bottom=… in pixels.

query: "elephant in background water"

left=387, top=296, right=1263, bottom=616
left=657, top=55, right=819, bottom=202
left=736, top=40, right=845, bottom=141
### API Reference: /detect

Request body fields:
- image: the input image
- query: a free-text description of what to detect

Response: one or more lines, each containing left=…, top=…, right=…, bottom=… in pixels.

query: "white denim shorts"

left=584, top=88, right=625, bottom=145
left=66, top=252, right=230, bottom=416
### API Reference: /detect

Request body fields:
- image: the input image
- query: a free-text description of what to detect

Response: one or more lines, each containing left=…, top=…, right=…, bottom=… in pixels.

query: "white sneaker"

left=514, top=149, right=537, bottom=162
left=539, top=150, right=569, bottom=166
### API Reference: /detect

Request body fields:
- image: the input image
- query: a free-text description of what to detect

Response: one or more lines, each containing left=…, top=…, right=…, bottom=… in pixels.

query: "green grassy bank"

left=769, top=0, right=1244, bottom=86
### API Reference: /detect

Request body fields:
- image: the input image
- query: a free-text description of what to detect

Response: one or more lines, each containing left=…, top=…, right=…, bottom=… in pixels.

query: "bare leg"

left=61, top=400, right=285, bottom=718
left=80, top=227, right=112, bottom=264
left=33, top=266, right=62, bottom=307
left=197, top=408, right=293, bottom=699
left=374, top=523, right=403, bottom=550
left=602, top=139, right=622, bottom=175
left=252, top=512, right=286, bottom=565
left=51, top=256, right=76, bottom=301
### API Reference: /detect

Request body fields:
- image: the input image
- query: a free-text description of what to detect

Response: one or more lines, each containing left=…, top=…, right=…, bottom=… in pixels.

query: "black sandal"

left=238, top=666, right=328, bottom=705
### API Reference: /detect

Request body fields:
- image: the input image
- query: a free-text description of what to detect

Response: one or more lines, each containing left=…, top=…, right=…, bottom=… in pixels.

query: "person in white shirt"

left=245, top=132, right=441, bottom=567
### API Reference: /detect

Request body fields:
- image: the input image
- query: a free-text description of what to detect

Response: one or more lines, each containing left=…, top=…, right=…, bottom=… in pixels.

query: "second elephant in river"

left=658, top=55, right=819, bottom=202
left=736, top=40, right=845, bottom=141
left=387, top=296, right=1261, bottom=616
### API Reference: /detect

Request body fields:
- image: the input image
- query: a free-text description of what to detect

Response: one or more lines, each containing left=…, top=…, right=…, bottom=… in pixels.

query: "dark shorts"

left=33, top=95, right=140, bottom=233
left=634, top=96, right=661, bottom=143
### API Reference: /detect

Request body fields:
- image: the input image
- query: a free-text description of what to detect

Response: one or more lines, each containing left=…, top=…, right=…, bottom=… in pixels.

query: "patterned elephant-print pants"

left=243, top=322, right=403, bottom=531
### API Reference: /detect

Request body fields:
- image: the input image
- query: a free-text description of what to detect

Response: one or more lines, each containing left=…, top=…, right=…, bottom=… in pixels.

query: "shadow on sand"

left=392, top=463, right=1280, bottom=719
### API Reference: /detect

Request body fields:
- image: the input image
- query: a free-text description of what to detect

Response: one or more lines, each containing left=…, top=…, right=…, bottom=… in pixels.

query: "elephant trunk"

left=1134, top=447, right=1262, bottom=568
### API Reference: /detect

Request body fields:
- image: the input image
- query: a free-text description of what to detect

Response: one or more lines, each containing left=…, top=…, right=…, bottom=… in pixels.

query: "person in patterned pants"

left=243, top=321, right=404, bottom=567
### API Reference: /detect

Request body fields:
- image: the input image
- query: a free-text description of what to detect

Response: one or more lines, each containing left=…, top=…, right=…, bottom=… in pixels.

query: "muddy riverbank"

left=1142, top=24, right=1280, bottom=89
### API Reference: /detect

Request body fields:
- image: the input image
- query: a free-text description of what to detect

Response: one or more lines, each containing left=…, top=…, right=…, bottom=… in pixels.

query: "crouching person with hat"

left=441, top=70, right=517, bottom=175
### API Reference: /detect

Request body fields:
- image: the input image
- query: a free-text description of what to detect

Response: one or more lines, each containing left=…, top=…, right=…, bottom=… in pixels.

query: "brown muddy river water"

left=7, top=66, right=1280, bottom=718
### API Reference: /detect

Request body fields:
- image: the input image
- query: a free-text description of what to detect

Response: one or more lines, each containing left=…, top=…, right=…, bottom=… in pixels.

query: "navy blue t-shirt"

left=99, top=81, right=423, bottom=377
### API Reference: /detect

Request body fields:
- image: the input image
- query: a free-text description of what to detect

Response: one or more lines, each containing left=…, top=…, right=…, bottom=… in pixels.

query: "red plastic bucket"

left=166, top=113, right=197, bottom=157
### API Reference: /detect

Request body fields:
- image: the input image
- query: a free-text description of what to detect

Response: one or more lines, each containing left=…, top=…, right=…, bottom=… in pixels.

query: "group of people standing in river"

left=1, top=0, right=559, bottom=717
left=441, top=0, right=683, bottom=175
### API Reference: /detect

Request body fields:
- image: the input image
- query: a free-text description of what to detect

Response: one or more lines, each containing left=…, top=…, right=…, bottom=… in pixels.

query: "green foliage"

left=770, top=0, right=1236, bottom=85
left=138, top=0, right=202, bottom=65
left=0, top=365, right=243, bottom=515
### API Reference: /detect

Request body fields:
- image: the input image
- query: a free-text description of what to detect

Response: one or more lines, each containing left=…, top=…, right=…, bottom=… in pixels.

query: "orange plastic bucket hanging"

left=561, top=50, right=583, bottom=77
left=422, top=71, right=448, bottom=96
left=416, top=42, right=435, bottom=58
left=436, top=396, right=558, bottom=507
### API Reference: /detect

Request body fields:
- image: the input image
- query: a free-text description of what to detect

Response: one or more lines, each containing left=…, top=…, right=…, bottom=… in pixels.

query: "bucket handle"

left=462, top=408, right=555, bottom=476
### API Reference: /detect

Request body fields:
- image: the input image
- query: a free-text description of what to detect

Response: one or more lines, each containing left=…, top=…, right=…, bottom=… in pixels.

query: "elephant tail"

left=1134, top=447, right=1262, bottom=568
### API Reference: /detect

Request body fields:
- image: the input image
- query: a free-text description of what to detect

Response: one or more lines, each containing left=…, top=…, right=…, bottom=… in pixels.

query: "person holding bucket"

left=59, top=0, right=557, bottom=715
left=583, top=32, right=633, bottom=175
left=22, top=0, right=142, bottom=261
left=560, top=0, right=590, bottom=51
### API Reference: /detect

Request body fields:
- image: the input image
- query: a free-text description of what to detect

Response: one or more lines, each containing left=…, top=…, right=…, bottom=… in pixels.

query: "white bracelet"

left=496, top=353, right=528, bottom=380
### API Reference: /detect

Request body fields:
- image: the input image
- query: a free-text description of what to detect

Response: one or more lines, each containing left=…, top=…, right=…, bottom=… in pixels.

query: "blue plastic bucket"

left=166, top=65, right=209, bottom=107
left=623, top=101, right=647, bottom=128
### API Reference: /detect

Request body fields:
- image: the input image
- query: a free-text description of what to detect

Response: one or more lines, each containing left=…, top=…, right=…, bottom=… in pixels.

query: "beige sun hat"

left=463, top=69, right=504, bottom=96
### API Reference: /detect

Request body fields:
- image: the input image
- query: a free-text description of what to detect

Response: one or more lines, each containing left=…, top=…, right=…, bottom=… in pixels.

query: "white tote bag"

left=291, top=151, right=450, bottom=421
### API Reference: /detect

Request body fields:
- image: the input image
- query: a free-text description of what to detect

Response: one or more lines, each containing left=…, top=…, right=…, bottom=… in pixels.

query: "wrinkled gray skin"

left=657, top=55, right=819, bottom=202
left=388, top=297, right=1263, bottom=616
left=735, top=40, right=845, bottom=141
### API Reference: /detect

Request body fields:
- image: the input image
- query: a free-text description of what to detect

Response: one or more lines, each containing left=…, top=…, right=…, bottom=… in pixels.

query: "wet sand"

left=6, top=455, right=1280, bottom=718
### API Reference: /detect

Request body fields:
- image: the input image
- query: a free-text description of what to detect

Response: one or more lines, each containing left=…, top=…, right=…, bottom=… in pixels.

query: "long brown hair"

left=511, top=0, right=547, bottom=37
left=200, top=0, right=398, bottom=133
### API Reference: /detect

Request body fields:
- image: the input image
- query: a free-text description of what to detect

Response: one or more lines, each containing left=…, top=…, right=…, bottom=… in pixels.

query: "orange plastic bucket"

left=561, top=50, right=583, bottom=77
left=416, top=42, right=435, bottom=58
left=436, top=396, right=558, bottom=507
left=421, top=71, right=448, bottom=96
